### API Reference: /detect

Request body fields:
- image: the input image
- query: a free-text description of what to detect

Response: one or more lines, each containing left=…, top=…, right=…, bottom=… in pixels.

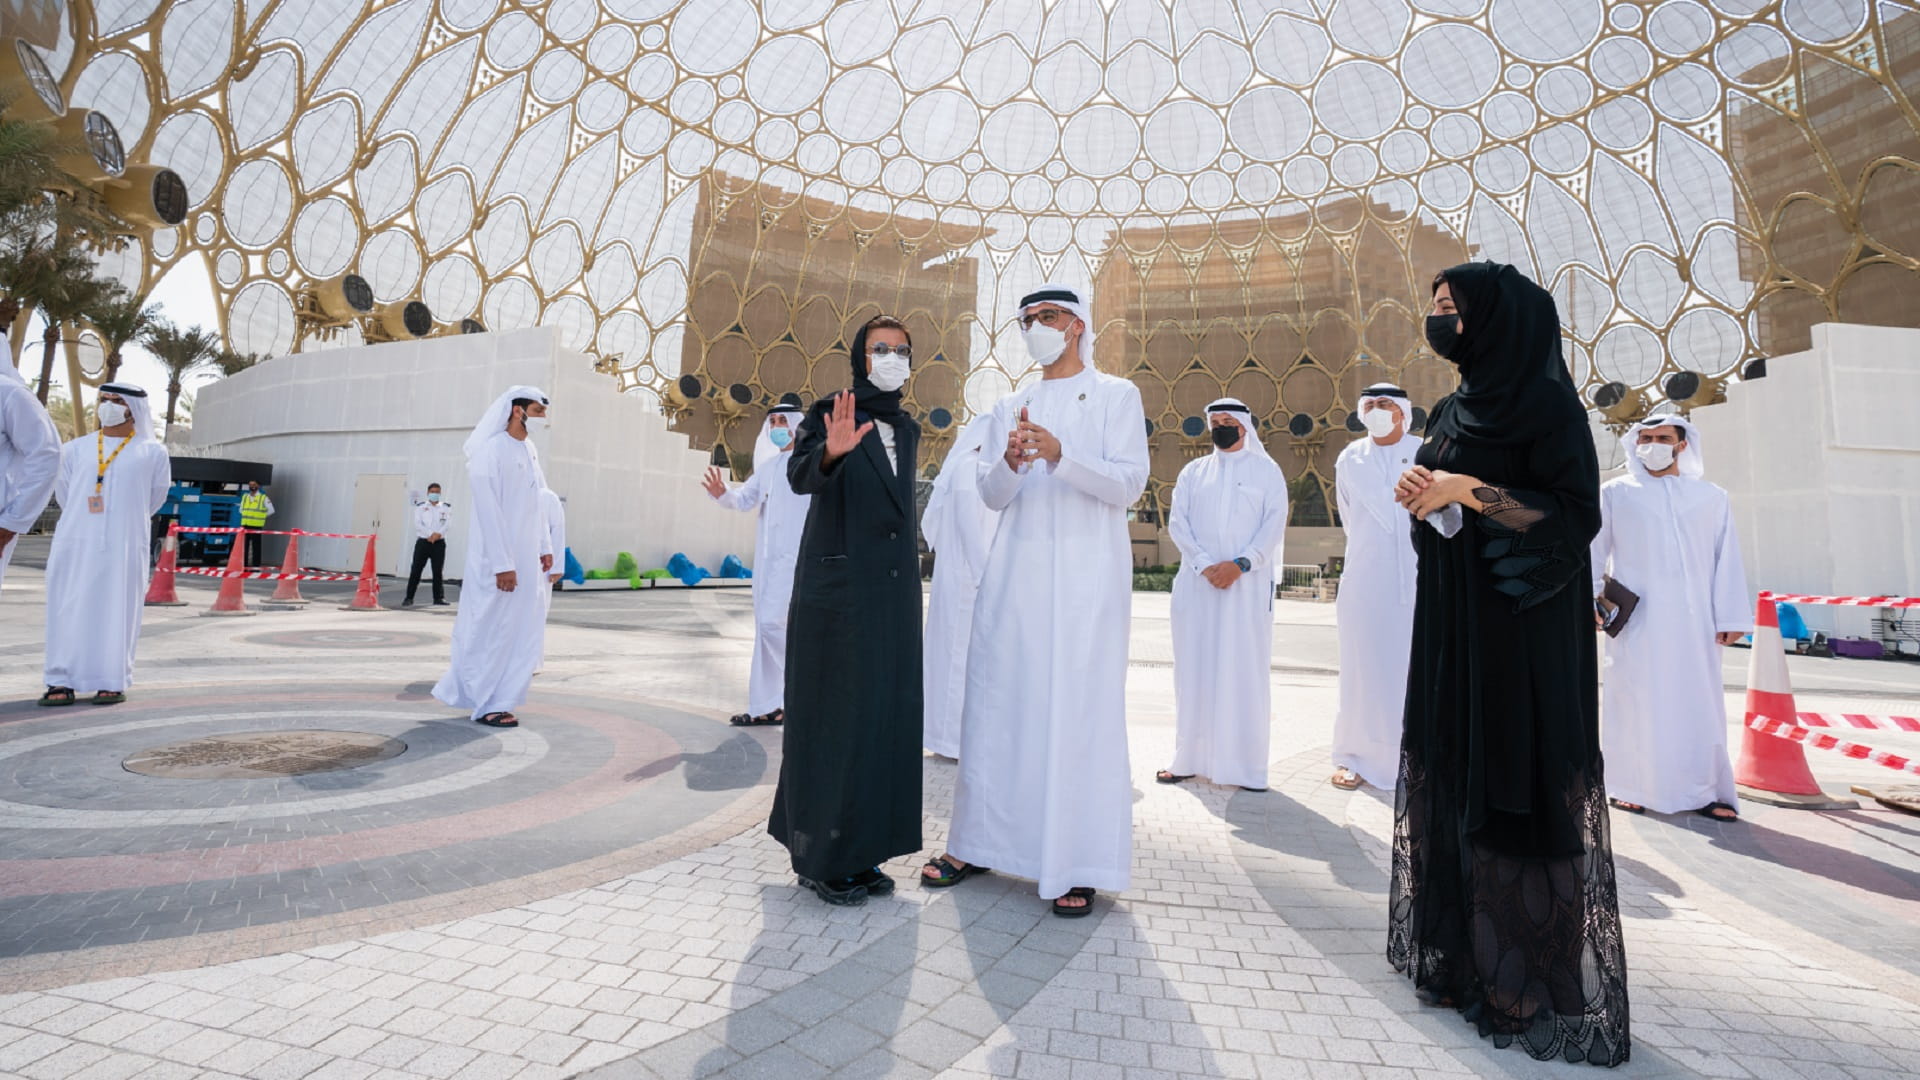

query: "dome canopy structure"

left=44, top=0, right=1920, bottom=514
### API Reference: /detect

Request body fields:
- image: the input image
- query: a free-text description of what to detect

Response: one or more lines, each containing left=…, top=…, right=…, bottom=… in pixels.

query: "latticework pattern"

left=44, top=0, right=1920, bottom=518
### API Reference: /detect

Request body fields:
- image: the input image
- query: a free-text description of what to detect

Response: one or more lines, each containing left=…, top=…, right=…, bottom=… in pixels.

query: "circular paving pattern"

left=122, top=729, right=407, bottom=779
left=0, top=683, right=775, bottom=964
left=240, top=629, right=445, bottom=649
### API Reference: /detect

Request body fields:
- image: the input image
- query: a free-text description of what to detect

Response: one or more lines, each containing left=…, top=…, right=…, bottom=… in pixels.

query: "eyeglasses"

left=867, top=344, right=912, bottom=360
left=1019, top=309, right=1073, bottom=330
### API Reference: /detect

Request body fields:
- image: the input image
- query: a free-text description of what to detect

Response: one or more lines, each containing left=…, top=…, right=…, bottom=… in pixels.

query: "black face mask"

left=1425, top=314, right=1462, bottom=360
left=1210, top=424, right=1241, bottom=450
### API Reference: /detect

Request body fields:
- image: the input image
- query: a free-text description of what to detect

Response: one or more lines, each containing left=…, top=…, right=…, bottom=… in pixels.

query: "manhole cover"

left=124, top=730, right=407, bottom=779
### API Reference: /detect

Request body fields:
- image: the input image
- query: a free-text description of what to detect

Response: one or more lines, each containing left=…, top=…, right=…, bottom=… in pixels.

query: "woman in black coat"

left=769, top=314, right=924, bottom=905
left=1389, top=261, right=1629, bottom=1066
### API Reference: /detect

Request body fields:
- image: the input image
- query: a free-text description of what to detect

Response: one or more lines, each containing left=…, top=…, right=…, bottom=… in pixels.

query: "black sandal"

left=90, top=691, right=126, bottom=706
left=1155, top=770, right=1194, bottom=785
left=798, top=875, right=868, bottom=906
left=1052, top=887, right=1096, bottom=919
left=920, top=855, right=989, bottom=888
left=1696, top=801, right=1739, bottom=821
left=729, top=709, right=784, bottom=726
left=1608, top=798, right=1645, bottom=815
left=37, top=686, right=75, bottom=707
left=475, top=712, right=519, bottom=728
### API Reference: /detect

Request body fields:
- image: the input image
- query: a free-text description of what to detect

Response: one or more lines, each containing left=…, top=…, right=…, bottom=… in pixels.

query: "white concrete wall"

left=188, top=327, right=755, bottom=578
left=1688, top=322, right=1920, bottom=639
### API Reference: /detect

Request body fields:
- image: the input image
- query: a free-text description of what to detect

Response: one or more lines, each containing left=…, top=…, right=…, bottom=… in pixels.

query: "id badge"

left=87, top=495, right=104, bottom=514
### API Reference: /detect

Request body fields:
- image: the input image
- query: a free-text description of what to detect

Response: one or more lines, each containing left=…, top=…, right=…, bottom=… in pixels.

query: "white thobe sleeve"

left=145, top=450, right=173, bottom=515
left=977, top=411, right=1023, bottom=512
left=1709, top=498, right=1751, bottom=634
left=1166, top=471, right=1213, bottom=568
left=469, top=447, right=516, bottom=576
left=921, top=468, right=956, bottom=553
left=1333, top=458, right=1356, bottom=537
left=543, top=496, right=563, bottom=562
left=1051, top=383, right=1150, bottom=508
left=1240, top=474, right=1289, bottom=572
left=1, top=392, right=61, bottom=532
left=713, top=466, right=769, bottom=513
left=1588, top=487, right=1614, bottom=598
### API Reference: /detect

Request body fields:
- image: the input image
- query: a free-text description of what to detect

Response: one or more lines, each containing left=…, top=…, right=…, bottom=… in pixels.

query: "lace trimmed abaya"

left=1388, top=261, right=1630, bottom=1066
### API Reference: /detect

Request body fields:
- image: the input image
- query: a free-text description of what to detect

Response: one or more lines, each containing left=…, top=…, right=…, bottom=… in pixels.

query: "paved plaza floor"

left=1, top=537, right=1918, bottom=1079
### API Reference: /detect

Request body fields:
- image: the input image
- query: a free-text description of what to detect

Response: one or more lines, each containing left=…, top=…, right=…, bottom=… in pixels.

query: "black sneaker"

left=851, top=868, right=895, bottom=896
left=401, top=598, right=414, bottom=607
left=433, top=600, right=450, bottom=606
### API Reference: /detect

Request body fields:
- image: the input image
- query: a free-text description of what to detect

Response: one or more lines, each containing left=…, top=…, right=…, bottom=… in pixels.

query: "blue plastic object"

left=1776, top=602, right=1810, bottom=641
left=562, top=548, right=584, bottom=585
left=719, top=554, right=751, bottom=579
left=666, top=552, right=711, bottom=586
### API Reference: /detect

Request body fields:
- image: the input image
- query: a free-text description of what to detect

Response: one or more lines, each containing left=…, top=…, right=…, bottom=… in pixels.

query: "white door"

left=348, top=474, right=410, bottom=575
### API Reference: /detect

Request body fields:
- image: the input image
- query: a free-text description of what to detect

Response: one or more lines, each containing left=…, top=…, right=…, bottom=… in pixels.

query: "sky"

left=13, top=250, right=225, bottom=418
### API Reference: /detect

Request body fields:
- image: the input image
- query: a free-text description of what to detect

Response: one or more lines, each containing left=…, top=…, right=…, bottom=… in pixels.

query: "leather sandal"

left=920, top=855, right=989, bottom=888
left=1052, top=887, right=1096, bottom=919
left=1155, top=770, right=1194, bottom=785
left=38, top=686, right=75, bottom=707
left=475, top=712, right=519, bottom=728
left=1330, top=768, right=1361, bottom=790
left=1696, top=801, right=1738, bottom=821
left=90, top=691, right=127, bottom=706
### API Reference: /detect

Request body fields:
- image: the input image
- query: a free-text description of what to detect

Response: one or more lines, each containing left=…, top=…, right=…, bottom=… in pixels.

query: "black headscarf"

left=1426, top=261, right=1585, bottom=447
left=847, top=317, right=912, bottom=426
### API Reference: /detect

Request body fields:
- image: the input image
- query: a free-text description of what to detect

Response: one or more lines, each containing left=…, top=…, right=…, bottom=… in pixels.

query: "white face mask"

left=524, top=414, right=549, bottom=433
left=1362, top=404, right=1400, bottom=439
left=1635, top=441, right=1677, bottom=472
left=1023, top=322, right=1069, bottom=366
left=866, top=353, right=909, bottom=393
left=97, top=400, right=130, bottom=428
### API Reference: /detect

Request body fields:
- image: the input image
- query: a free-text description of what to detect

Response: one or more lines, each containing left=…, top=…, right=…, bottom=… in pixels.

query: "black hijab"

left=1427, top=261, right=1585, bottom=447
left=847, top=317, right=913, bottom=426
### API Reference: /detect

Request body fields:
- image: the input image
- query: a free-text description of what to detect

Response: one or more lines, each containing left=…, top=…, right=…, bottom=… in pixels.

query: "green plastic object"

left=612, top=551, right=639, bottom=576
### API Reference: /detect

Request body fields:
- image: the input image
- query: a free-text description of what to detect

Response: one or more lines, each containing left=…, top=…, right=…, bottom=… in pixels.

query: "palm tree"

left=32, top=274, right=119, bottom=406
left=84, top=288, right=162, bottom=382
left=0, top=94, right=131, bottom=246
left=208, top=347, right=266, bottom=377
left=141, top=319, right=219, bottom=428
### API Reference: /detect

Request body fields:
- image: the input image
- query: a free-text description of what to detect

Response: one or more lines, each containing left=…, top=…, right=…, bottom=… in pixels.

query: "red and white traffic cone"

left=264, top=531, right=309, bottom=607
left=204, top=532, right=255, bottom=617
left=145, top=523, right=187, bottom=607
left=1733, top=594, right=1855, bottom=809
left=341, top=535, right=383, bottom=612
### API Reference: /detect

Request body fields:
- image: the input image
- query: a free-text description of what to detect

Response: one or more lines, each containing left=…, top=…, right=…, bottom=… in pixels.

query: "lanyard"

left=95, top=430, right=133, bottom=496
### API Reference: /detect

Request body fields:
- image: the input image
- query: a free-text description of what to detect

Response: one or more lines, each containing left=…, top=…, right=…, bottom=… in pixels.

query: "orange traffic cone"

left=265, top=531, right=309, bottom=607
left=341, top=535, right=382, bottom=612
left=145, top=523, right=187, bottom=606
left=1733, top=594, right=1855, bottom=809
left=204, top=532, right=255, bottom=617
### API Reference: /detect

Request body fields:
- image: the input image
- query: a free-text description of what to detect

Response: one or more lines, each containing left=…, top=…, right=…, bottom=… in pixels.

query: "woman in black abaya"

left=1389, top=261, right=1629, bottom=1066
left=770, top=315, right=924, bottom=906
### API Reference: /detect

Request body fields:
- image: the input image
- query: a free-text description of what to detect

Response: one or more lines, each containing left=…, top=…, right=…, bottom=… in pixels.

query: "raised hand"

left=1016, top=415, right=1062, bottom=466
left=823, top=391, right=873, bottom=464
left=701, top=465, right=727, bottom=499
left=1004, top=406, right=1030, bottom=471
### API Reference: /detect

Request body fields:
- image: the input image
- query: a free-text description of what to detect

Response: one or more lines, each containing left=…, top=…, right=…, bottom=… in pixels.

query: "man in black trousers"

left=403, top=483, right=452, bottom=606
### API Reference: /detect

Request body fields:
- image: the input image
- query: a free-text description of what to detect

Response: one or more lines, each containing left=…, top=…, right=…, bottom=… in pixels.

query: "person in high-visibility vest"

left=239, top=481, right=273, bottom=567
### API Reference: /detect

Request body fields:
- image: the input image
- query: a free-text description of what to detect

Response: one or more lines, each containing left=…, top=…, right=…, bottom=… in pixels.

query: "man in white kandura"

left=702, top=402, right=809, bottom=726
left=1331, top=383, right=1422, bottom=790
left=1158, top=398, right=1289, bottom=792
left=434, top=386, right=553, bottom=729
left=0, top=362, right=59, bottom=594
left=1592, top=413, right=1749, bottom=821
left=40, top=383, right=171, bottom=707
left=924, top=283, right=1150, bottom=919
left=534, top=486, right=566, bottom=674
left=920, top=411, right=1002, bottom=759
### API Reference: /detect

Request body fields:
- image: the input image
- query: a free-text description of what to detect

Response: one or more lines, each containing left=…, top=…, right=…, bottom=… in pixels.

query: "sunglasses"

left=1019, top=309, right=1074, bottom=330
left=867, top=344, right=912, bottom=360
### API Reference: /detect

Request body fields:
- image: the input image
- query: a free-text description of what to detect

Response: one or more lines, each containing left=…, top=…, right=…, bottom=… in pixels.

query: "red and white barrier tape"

left=1747, top=715, right=1920, bottom=777
left=1795, top=712, right=1920, bottom=734
left=169, top=527, right=374, bottom=539
left=1758, top=591, right=1920, bottom=609
left=173, top=567, right=361, bottom=582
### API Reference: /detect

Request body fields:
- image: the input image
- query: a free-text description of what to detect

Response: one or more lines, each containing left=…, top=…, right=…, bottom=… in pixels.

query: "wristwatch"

left=1233, top=556, right=1252, bottom=572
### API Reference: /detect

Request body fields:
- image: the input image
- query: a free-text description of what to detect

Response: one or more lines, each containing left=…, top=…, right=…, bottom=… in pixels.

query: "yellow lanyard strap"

left=95, top=430, right=133, bottom=496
